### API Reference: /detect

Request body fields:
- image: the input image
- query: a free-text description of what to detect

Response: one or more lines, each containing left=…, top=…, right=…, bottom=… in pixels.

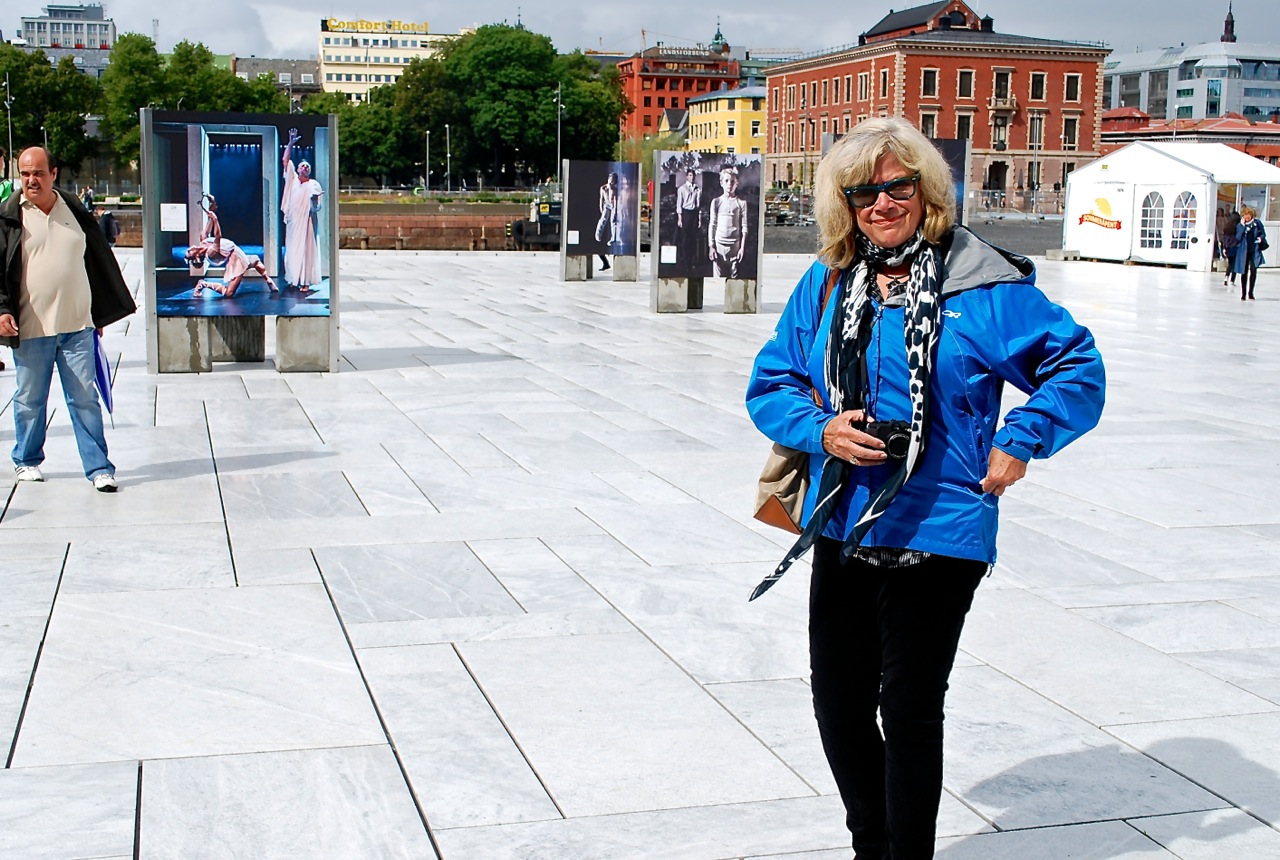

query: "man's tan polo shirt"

left=18, top=195, right=93, bottom=340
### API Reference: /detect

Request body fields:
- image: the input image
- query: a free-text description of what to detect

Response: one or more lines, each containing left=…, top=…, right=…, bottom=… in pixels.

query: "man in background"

left=0, top=147, right=136, bottom=491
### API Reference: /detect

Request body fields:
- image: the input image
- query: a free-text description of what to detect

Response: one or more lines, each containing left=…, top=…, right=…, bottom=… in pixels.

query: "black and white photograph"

left=655, top=151, right=763, bottom=280
left=562, top=160, right=640, bottom=257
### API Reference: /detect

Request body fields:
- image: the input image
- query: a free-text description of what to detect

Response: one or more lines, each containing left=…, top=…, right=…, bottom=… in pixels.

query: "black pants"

left=1241, top=256, right=1258, bottom=298
left=809, top=539, right=985, bottom=860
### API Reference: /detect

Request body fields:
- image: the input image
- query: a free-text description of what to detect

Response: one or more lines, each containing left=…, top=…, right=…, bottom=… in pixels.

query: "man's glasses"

left=842, top=174, right=920, bottom=209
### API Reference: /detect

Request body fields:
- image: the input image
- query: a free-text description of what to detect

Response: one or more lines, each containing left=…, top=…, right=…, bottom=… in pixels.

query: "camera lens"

left=885, top=432, right=910, bottom=459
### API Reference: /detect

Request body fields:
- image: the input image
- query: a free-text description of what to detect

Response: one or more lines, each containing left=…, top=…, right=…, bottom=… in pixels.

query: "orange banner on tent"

left=1080, top=213, right=1122, bottom=230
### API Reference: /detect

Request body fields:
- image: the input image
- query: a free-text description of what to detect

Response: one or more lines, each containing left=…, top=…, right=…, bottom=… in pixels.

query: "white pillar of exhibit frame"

left=559, top=159, right=640, bottom=282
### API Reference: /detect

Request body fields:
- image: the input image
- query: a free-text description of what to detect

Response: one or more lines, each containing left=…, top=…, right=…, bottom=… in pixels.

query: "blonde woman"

left=746, top=117, right=1105, bottom=858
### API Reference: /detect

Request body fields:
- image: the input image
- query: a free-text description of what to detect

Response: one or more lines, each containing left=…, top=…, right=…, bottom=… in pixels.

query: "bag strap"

left=809, top=267, right=842, bottom=406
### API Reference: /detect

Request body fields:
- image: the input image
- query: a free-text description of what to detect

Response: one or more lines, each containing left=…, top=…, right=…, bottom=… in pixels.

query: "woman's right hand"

left=822, top=410, right=888, bottom=465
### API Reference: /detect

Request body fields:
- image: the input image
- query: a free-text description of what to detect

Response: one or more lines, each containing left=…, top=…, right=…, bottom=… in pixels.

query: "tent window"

left=1171, top=192, right=1197, bottom=250
left=1141, top=192, right=1165, bottom=249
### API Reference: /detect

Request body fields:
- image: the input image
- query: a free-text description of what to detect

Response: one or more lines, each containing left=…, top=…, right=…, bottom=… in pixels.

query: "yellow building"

left=318, top=17, right=468, bottom=102
left=686, top=85, right=767, bottom=154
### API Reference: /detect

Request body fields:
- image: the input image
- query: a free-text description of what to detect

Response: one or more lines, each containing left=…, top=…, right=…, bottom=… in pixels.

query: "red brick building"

left=764, top=1, right=1110, bottom=210
left=616, top=41, right=741, bottom=141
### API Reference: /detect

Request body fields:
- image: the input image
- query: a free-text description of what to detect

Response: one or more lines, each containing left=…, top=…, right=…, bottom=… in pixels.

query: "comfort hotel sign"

left=322, top=18, right=430, bottom=33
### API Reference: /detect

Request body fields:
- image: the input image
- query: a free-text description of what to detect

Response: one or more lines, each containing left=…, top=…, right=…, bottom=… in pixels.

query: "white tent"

left=1063, top=142, right=1280, bottom=271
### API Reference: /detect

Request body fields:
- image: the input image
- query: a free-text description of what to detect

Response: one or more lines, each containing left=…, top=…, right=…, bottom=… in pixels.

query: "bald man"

left=0, top=147, right=136, bottom=491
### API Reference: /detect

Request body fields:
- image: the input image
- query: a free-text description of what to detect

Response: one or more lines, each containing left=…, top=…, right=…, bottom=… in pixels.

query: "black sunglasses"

left=842, top=174, right=921, bottom=209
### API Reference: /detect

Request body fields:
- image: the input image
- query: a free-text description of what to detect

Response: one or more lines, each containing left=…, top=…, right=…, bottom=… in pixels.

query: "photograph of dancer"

left=282, top=127, right=324, bottom=291
left=595, top=172, right=620, bottom=244
left=186, top=193, right=277, bottom=298
left=561, top=160, right=640, bottom=258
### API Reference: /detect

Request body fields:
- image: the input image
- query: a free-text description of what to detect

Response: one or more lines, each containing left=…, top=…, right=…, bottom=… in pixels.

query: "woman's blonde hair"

left=1240, top=204, right=1256, bottom=219
left=814, top=117, right=956, bottom=269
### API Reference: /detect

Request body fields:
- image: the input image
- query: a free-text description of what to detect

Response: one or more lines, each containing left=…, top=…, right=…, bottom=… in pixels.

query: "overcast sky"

left=59, top=0, right=1280, bottom=62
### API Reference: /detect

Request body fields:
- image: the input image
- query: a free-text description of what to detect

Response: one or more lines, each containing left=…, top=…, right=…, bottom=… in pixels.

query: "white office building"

left=1103, top=5, right=1280, bottom=122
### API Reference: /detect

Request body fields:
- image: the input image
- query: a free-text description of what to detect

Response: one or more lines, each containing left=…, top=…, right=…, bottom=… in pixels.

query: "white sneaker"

left=15, top=465, right=44, bottom=482
left=92, top=473, right=119, bottom=493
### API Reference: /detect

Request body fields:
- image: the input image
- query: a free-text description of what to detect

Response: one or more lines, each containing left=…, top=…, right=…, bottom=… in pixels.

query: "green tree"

left=99, top=33, right=166, bottom=166
left=0, top=44, right=102, bottom=176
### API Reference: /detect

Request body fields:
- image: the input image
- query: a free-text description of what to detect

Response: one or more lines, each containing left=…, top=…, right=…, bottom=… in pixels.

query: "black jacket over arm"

left=0, top=188, right=137, bottom=348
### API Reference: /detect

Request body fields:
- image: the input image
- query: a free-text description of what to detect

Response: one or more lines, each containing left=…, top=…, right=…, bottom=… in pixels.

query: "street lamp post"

left=424, top=130, right=430, bottom=191
left=445, top=123, right=451, bottom=194
left=555, top=81, right=563, bottom=188
left=3, top=73, right=13, bottom=182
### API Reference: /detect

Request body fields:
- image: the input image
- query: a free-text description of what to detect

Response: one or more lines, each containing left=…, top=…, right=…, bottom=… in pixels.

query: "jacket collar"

left=938, top=225, right=1035, bottom=297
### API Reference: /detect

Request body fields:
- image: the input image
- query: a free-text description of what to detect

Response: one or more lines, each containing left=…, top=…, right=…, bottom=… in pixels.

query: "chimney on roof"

left=1221, top=1, right=1237, bottom=43
left=981, top=15, right=994, bottom=32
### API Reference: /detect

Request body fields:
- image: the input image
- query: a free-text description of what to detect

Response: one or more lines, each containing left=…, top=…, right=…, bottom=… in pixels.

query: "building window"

left=922, top=69, right=938, bottom=98
left=658, top=97, right=665, bottom=107
left=845, top=75, right=853, bottom=102
left=822, top=79, right=829, bottom=105
left=811, top=81, right=818, bottom=106
left=858, top=72, right=870, bottom=101
left=787, top=84, right=796, bottom=110
left=1119, top=74, right=1141, bottom=108
left=1030, top=72, right=1046, bottom=101
left=1140, top=191, right=1164, bottom=248
left=1065, top=73, right=1081, bottom=102
left=751, top=119, right=761, bottom=137
left=278, top=72, right=292, bottom=84
left=956, top=113, right=972, bottom=140
left=799, top=85, right=806, bottom=109
left=728, top=120, right=736, bottom=137
left=1207, top=79, right=1222, bottom=116
left=1171, top=191, right=1197, bottom=250
left=880, top=69, right=889, bottom=99
left=643, top=96, right=651, bottom=107
left=994, top=70, right=1011, bottom=100
left=921, top=113, right=936, bottom=138
left=1062, top=117, right=1079, bottom=150
left=1028, top=113, right=1044, bottom=147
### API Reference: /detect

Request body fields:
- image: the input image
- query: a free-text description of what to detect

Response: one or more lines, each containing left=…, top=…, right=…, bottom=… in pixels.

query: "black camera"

left=861, top=420, right=912, bottom=460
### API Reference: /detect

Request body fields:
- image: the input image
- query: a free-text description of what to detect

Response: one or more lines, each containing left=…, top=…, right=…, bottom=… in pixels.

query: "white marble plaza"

left=0, top=248, right=1278, bottom=859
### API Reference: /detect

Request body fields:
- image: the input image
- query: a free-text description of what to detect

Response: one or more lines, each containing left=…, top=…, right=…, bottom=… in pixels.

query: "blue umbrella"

left=93, top=330, right=114, bottom=421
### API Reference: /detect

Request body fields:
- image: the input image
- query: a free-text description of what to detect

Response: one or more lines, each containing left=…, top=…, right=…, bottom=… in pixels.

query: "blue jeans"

left=11, top=327, right=114, bottom=480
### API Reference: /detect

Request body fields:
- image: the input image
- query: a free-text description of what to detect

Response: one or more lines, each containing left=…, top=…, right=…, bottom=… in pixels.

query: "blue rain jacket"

left=746, top=227, right=1105, bottom=563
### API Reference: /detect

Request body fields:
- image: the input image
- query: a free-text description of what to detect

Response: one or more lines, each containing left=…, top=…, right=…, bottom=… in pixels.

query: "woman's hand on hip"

left=981, top=448, right=1027, bottom=496
left=822, top=410, right=887, bottom=465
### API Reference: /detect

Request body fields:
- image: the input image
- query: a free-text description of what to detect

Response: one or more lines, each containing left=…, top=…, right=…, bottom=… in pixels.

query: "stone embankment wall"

left=109, top=203, right=533, bottom=251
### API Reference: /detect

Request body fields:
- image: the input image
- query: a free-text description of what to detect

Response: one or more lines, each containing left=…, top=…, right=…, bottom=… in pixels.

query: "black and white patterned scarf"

left=749, top=228, right=943, bottom=601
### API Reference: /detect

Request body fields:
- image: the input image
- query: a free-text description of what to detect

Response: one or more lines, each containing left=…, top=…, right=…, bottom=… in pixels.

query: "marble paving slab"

left=0, top=760, right=138, bottom=860
left=933, top=820, right=1173, bottom=858
left=433, top=794, right=850, bottom=860
left=217, top=470, right=369, bottom=521
left=577, top=501, right=787, bottom=567
left=59, top=523, right=234, bottom=594
left=12, top=585, right=385, bottom=766
left=226, top=506, right=603, bottom=552
left=945, top=666, right=1225, bottom=830
left=356, top=643, right=560, bottom=828
left=314, top=541, right=523, bottom=623
left=1109, top=712, right=1280, bottom=826
left=1076, top=601, right=1280, bottom=653
left=961, top=589, right=1275, bottom=726
left=456, top=631, right=813, bottom=817
left=1130, top=808, right=1280, bottom=858
left=139, top=745, right=434, bottom=859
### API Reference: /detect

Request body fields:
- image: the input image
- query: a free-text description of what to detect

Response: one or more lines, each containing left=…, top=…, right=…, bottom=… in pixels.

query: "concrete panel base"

left=276, top=317, right=332, bottom=372
left=209, top=317, right=266, bottom=363
left=651, top=279, right=689, bottom=313
left=563, top=255, right=590, bottom=281
left=688, top=277, right=705, bottom=310
left=611, top=256, right=638, bottom=282
left=157, top=317, right=212, bottom=373
left=724, top=279, right=760, bottom=314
